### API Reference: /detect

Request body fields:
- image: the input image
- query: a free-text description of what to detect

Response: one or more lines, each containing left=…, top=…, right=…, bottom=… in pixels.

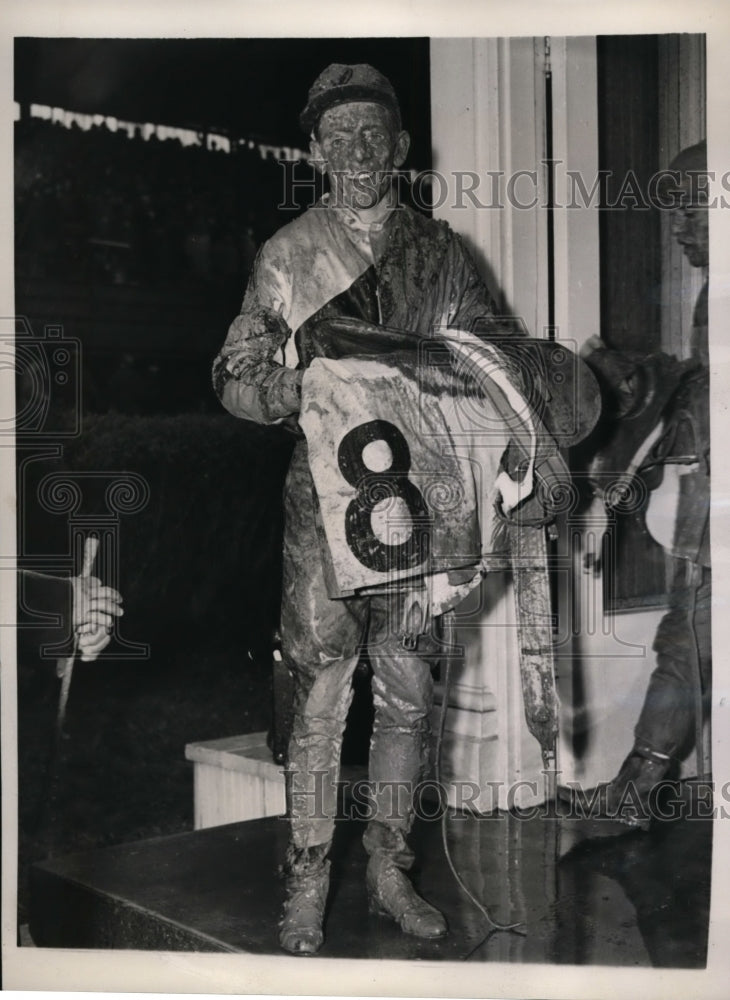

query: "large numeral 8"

left=337, top=420, right=431, bottom=573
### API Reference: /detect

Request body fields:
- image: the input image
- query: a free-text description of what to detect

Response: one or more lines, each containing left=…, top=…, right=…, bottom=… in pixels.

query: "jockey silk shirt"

left=212, top=194, right=502, bottom=425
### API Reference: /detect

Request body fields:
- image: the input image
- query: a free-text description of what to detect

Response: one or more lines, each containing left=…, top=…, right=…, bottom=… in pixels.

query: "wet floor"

left=325, top=794, right=711, bottom=967
left=30, top=787, right=711, bottom=965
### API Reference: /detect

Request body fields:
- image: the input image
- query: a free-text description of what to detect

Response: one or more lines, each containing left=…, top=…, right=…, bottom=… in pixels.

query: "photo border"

left=2, top=2, right=729, bottom=998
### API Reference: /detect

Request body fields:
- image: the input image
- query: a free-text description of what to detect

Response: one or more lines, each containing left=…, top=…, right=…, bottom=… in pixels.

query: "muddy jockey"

left=212, top=63, right=596, bottom=955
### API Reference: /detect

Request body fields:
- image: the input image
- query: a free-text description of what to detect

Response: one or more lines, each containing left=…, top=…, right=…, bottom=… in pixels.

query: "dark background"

left=15, top=38, right=432, bottom=159
left=14, top=36, right=431, bottom=924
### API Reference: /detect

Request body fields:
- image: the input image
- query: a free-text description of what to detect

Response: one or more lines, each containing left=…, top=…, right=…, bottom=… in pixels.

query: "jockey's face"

left=671, top=177, right=709, bottom=268
left=310, top=102, right=410, bottom=211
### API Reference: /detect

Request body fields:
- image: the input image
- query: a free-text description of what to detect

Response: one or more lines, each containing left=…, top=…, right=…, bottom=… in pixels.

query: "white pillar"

left=550, top=35, right=601, bottom=353
left=430, top=37, right=550, bottom=331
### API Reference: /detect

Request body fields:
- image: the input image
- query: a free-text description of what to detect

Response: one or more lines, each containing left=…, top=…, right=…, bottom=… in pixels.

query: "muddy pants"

left=635, top=564, right=711, bottom=759
left=281, top=442, right=434, bottom=850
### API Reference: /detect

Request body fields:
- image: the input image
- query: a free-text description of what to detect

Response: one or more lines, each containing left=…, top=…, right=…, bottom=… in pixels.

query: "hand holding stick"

left=55, top=536, right=100, bottom=734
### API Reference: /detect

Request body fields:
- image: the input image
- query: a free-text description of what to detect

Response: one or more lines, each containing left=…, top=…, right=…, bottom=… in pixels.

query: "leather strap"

left=508, top=522, right=559, bottom=783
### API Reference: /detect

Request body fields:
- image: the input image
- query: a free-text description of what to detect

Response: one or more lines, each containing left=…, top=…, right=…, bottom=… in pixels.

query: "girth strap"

left=508, top=522, right=559, bottom=782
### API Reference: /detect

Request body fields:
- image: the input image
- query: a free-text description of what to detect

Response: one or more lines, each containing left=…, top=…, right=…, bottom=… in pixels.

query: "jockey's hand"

left=71, top=576, right=123, bottom=662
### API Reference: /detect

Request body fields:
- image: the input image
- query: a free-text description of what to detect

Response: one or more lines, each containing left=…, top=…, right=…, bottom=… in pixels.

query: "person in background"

left=577, top=140, right=710, bottom=831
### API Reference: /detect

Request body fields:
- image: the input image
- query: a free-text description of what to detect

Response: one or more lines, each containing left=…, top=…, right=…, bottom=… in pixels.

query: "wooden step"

left=184, top=732, right=369, bottom=829
left=185, top=732, right=286, bottom=829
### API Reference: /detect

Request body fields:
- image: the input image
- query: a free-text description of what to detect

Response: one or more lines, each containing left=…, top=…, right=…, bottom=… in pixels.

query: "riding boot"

left=363, top=821, right=446, bottom=939
left=602, top=744, right=674, bottom=831
left=563, top=742, right=674, bottom=832
left=278, top=842, right=331, bottom=955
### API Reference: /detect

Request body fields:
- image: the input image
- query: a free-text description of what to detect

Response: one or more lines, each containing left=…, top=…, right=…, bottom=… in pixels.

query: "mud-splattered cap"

left=299, top=63, right=401, bottom=134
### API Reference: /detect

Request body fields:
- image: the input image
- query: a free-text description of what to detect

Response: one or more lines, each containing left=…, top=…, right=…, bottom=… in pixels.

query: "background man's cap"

left=299, top=63, right=401, bottom=134
left=658, top=139, right=708, bottom=204
left=669, top=139, right=707, bottom=175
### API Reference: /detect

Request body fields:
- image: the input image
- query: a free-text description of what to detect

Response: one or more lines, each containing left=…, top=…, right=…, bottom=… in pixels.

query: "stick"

left=34, top=536, right=100, bottom=841
left=56, top=535, right=99, bottom=737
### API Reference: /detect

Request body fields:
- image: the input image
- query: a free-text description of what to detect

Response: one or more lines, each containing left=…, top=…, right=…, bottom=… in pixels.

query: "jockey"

left=212, top=63, right=517, bottom=955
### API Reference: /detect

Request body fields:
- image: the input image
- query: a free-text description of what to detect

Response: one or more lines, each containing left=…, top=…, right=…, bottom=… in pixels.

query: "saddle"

left=299, top=316, right=600, bottom=526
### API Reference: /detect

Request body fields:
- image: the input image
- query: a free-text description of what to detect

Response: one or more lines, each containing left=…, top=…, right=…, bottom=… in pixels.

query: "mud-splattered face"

left=671, top=176, right=709, bottom=268
left=310, top=102, right=410, bottom=211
